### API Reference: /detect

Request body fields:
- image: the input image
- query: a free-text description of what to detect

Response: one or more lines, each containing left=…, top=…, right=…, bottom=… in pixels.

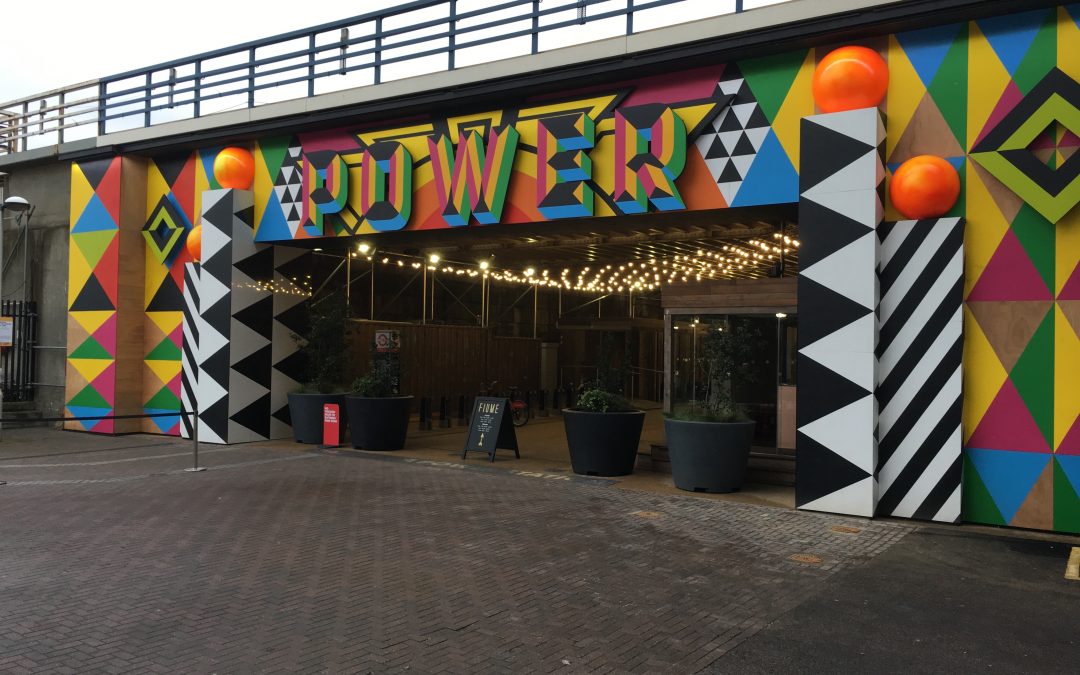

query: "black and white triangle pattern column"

left=796, top=108, right=885, bottom=518
left=270, top=247, right=311, bottom=438
left=875, top=218, right=964, bottom=523
left=693, top=63, right=771, bottom=206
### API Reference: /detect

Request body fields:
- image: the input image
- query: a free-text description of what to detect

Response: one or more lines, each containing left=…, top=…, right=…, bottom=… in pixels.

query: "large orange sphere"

left=812, top=46, right=889, bottom=113
left=186, top=225, right=202, bottom=262
left=890, top=156, right=961, bottom=220
left=213, top=147, right=255, bottom=189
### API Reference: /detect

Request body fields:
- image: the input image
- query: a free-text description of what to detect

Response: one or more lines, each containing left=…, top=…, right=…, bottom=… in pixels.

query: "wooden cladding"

left=661, top=277, right=796, bottom=313
left=346, top=322, right=540, bottom=405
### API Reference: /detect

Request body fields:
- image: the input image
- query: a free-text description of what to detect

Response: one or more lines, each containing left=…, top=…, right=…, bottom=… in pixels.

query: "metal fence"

left=0, top=0, right=777, bottom=154
left=0, top=300, right=37, bottom=402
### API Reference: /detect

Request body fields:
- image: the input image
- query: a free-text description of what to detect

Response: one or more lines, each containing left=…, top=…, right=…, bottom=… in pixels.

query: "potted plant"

left=287, top=293, right=350, bottom=444
left=664, top=317, right=757, bottom=493
left=562, top=333, right=645, bottom=476
left=346, top=334, right=412, bottom=450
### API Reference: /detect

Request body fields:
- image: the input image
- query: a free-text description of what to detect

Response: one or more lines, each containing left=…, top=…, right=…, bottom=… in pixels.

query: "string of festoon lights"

left=237, top=276, right=315, bottom=297
left=344, top=234, right=798, bottom=295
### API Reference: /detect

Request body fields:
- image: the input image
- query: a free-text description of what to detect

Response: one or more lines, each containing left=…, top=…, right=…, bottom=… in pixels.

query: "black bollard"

left=457, top=395, right=467, bottom=426
left=553, top=387, right=563, bottom=415
left=539, top=389, right=549, bottom=417
left=439, top=396, right=452, bottom=428
left=419, top=397, right=432, bottom=431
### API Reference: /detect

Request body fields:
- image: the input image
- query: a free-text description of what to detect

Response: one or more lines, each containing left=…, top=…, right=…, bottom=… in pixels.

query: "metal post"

left=533, top=284, right=538, bottom=339
left=185, top=408, right=205, bottom=472
left=346, top=252, right=352, bottom=308
left=531, top=0, right=540, bottom=54
left=370, top=258, right=375, bottom=320
left=421, top=265, right=427, bottom=324
left=448, top=0, right=457, bottom=70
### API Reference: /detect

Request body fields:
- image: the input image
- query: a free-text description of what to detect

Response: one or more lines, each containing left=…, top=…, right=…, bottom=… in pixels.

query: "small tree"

left=696, top=317, right=759, bottom=422
left=296, top=292, right=348, bottom=394
left=353, top=336, right=403, bottom=397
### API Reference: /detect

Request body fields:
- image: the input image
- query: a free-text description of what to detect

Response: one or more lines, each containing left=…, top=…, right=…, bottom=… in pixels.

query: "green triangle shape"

left=73, top=230, right=116, bottom=269
left=258, top=137, right=290, bottom=182
left=1010, top=307, right=1055, bottom=448
left=68, top=383, right=112, bottom=408
left=1012, top=10, right=1057, bottom=95
left=927, top=28, right=968, bottom=150
left=144, top=386, right=181, bottom=410
left=146, top=336, right=182, bottom=361
left=1053, top=458, right=1080, bottom=534
left=962, top=453, right=1007, bottom=525
left=69, top=335, right=113, bottom=360
left=739, top=50, right=808, bottom=123
left=1010, top=202, right=1056, bottom=293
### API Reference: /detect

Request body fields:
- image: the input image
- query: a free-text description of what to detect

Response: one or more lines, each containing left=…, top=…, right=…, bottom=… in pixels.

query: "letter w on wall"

left=428, top=126, right=520, bottom=226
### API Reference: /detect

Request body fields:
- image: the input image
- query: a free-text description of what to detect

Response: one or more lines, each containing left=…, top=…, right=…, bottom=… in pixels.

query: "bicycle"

left=479, top=381, right=529, bottom=427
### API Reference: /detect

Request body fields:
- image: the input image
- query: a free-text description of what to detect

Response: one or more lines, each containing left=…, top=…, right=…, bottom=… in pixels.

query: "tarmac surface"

left=0, top=425, right=1077, bottom=673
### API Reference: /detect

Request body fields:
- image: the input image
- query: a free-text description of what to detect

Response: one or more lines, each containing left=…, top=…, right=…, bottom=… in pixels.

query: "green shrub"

left=351, top=337, right=402, bottom=397
left=294, top=293, right=348, bottom=394
left=668, top=317, right=759, bottom=423
left=574, top=388, right=635, bottom=413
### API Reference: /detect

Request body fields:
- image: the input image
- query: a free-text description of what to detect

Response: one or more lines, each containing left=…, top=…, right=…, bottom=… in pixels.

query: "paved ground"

left=0, top=429, right=1076, bottom=674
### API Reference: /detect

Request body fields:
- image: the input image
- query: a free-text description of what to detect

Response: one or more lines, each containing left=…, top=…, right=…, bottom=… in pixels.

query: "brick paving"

left=0, top=437, right=910, bottom=673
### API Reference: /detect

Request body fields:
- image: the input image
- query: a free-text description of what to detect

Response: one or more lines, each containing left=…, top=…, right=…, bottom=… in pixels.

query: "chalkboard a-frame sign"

left=462, top=397, right=520, bottom=461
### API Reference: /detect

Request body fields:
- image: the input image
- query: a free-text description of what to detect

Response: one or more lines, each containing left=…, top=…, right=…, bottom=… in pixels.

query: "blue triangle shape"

left=1057, top=455, right=1080, bottom=494
left=144, top=408, right=181, bottom=433
left=255, top=191, right=294, bottom=242
left=732, top=129, right=798, bottom=207
left=966, top=448, right=1051, bottom=523
left=977, top=11, right=1046, bottom=77
left=896, top=24, right=964, bottom=89
left=200, top=146, right=223, bottom=189
left=66, top=405, right=113, bottom=432
left=72, top=193, right=117, bottom=233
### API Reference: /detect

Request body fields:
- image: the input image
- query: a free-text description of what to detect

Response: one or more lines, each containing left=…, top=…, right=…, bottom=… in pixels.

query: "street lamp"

left=0, top=195, right=33, bottom=441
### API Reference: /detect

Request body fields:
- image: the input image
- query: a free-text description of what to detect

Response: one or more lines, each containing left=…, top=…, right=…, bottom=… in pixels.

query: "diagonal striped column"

left=876, top=218, right=964, bottom=522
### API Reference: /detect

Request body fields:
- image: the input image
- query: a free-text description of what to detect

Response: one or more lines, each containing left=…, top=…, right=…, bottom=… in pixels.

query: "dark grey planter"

left=346, top=395, right=413, bottom=450
left=563, top=409, right=645, bottom=476
left=287, top=392, right=348, bottom=444
left=663, top=418, right=755, bottom=493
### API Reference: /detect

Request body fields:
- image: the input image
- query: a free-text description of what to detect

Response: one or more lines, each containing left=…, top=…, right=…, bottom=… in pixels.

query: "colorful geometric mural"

left=67, top=158, right=122, bottom=433
left=882, top=6, right=1080, bottom=532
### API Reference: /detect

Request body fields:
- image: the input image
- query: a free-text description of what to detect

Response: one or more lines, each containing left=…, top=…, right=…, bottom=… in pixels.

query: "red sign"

left=323, top=403, right=341, bottom=446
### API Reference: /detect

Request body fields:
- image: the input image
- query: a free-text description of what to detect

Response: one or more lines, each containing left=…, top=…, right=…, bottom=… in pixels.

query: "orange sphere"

left=812, top=46, right=889, bottom=113
left=890, top=156, right=961, bottom=220
left=186, top=225, right=202, bottom=262
left=213, top=147, right=255, bottom=189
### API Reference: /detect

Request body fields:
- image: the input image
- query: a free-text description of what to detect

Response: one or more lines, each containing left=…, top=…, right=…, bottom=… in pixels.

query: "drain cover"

left=831, top=525, right=861, bottom=534
left=789, top=553, right=824, bottom=565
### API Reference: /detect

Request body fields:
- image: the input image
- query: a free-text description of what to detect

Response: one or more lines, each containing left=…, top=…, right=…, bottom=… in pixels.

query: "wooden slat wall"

left=346, top=322, right=540, bottom=407
left=661, top=277, right=797, bottom=312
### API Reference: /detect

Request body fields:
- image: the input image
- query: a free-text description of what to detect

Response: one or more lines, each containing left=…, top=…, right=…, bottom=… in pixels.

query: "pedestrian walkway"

left=0, top=426, right=900, bottom=673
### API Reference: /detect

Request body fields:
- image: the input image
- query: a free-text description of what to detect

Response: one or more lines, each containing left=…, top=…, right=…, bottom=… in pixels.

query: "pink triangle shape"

left=167, top=373, right=182, bottom=398
left=975, top=81, right=1024, bottom=149
left=968, top=229, right=1053, bottom=301
left=91, top=313, right=118, bottom=355
left=1061, top=130, right=1080, bottom=148
left=1059, top=262, right=1080, bottom=300
left=89, top=362, right=117, bottom=407
left=1058, top=415, right=1080, bottom=455
left=968, top=379, right=1052, bottom=453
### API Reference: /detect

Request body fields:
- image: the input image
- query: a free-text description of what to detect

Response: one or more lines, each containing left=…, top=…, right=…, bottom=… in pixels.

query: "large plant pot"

left=287, top=392, right=348, bottom=444
left=663, top=418, right=755, bottom=493
left=346, top=395, right=413, bottom=450
left=563, top=409, right=645, bottom=476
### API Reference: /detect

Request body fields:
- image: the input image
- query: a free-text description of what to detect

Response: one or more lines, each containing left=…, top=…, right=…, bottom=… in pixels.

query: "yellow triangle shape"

left=885, top=35, right=927, bottom=161
left=146, top=358, right=182, bottom=384
left=70, top=357, right=113, bottom=382
left=1055, top=303, right=1080, bottom=451
left=967, top=23, right=1012, bottom=149
left=71, top=310, right=115, bottom=335
left=963, top=305, right=1009, bottom=444
left=67, top=245, right=93, bottom=308
left=1056, top=199, right=1080, bottom=296
left=771, top=49, right=815, bottom=171
left=674, top=103, right=721, bottom=136
left=1060, top=6, right=1080, bottom=83
left=144, top=248, right=171, bottom=308
left=70, top=165, right=95, bottom=225
left=147, top=309, right=182, bottom=336
left=963, top=158, right=1012, bottom=298
left=146, top=162, right=169, bottom=219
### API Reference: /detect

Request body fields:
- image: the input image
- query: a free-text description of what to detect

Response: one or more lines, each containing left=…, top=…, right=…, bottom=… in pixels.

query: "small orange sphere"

left=213, top=147, right=255, bottom=190
left=812, top=46, right=889, bottom=113
left=890, top=156, right=961, bottom=220
left=186, top=225, right=202, bottom=262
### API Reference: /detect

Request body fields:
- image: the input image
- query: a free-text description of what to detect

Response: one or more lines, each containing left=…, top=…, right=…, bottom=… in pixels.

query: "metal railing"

left=0, top=300, right=37, bottom=403
left=0, top=0, right=775, bottom=155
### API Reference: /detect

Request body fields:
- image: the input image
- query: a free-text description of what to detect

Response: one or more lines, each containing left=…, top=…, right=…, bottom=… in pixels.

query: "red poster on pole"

left=323, top=403, right=341, bottom=446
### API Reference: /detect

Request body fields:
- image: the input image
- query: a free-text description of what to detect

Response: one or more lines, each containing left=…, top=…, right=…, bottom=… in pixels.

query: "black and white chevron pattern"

left=875, top=218, right=964, bottom=522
